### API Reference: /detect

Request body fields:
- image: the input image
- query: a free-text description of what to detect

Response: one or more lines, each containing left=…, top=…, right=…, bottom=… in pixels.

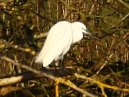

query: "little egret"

left=35, top=21, right=90, bottom=67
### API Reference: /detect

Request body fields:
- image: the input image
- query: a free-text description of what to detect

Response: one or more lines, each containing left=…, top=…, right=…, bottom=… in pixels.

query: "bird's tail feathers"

left=35, top=53, right=43, bottom=63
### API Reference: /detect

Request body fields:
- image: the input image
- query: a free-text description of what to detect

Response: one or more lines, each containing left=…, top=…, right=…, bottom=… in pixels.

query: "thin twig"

left=75, top=73, right=129, bottom=92
left=117, top=0, right=129, bottom=9
left=0, top=40, right=36, bottom=55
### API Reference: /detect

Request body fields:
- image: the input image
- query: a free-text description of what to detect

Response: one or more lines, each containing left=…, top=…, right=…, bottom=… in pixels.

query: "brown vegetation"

left=0, top=0, right=129, bottom=97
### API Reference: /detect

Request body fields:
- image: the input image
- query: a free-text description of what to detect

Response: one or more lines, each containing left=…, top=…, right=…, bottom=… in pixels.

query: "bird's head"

left=72, top=22, right=90, bottom=34
left=71, top=22, right=87, bottom=43
left=72, top=22, right=98, bottom=43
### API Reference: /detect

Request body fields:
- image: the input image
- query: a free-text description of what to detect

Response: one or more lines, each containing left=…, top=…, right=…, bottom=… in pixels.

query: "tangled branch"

left=0, top=56, right=97, bottom=97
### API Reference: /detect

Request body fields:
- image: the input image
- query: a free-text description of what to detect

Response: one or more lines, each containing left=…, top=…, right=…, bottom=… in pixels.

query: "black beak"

left=83, top=29, right=99, bottom=40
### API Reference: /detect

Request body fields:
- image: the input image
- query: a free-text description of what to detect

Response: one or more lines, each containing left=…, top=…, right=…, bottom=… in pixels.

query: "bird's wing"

left=35, top=21, right=73, bottom=67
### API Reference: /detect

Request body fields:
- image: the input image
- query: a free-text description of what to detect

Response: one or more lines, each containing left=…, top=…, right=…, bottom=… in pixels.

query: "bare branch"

left=75, top=73, right=129, bottom=92
left=117, top=0, right=129, bottom=9
left=0, top=56, right=97, bottom=97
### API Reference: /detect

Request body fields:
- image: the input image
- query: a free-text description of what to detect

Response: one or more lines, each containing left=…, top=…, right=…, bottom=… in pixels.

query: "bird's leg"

left=59, top=58, right=65, bottom=70
left=59, top=55, right=67, bottom=72
left=55, top=59, right=64, bottom=70
left=59, top=55, right=72, bottom=74
left=55, top=61, right=59, bottom=67
left=54, top=61, right=58, bottom=71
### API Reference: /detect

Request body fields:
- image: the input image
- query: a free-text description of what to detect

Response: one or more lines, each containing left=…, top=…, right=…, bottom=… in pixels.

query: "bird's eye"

left=82, top=28, right=85, bottom=30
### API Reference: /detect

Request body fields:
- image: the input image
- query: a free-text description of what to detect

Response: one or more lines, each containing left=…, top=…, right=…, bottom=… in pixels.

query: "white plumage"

left=35, top=21, right=89, bottom=67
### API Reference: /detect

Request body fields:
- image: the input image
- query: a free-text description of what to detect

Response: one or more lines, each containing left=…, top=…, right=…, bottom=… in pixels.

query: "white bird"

left=35, top=21, right=90, bottom=67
